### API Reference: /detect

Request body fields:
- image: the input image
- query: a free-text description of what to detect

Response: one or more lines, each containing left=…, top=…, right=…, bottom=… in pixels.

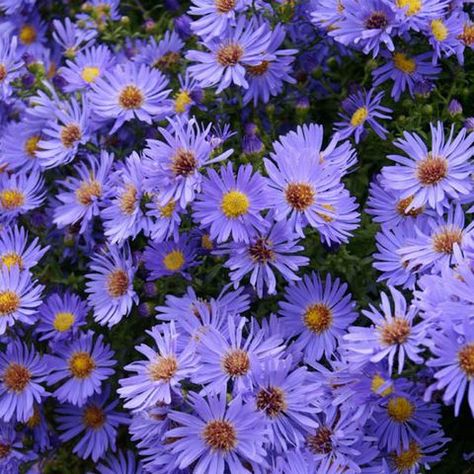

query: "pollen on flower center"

left=0, top=443, right=11, bottom=459
left=396, top=0, right=421, bottom=16
left=285, top=182, right=315, bottom=212
left=249, top=237, right=275, bottom=263
left=163, top=250, right=185, bottom=272
left=350, top=106, right=369, bottom=126
left=416, top=155, right=448, bottom=185
left=174, top=90, right=192, bottom=113
left=107, top=269, right=130, bottom=297
left=371, top=374, right=393, bottom=396
left=119, top=185, right=138, bottom=215
left=221, top=190, right=250, bottom=218
left=393, top=52, right=416, bottom=74
left=215, top=0, right=236, bottom=13
left=387, top=396, right=414, bottom=423
left=202, top=419, right=237, bottom=452
left=246, top=61, right=270, bottom=76
left=0, top=189, right=25, bottom=210
left=53, top=311, right=75, bottom=332
left=256, top=386, right=287, bottom=417
left=217, top=43, right=244, bottom=67
left=149, top=356, right=178, bottom=382
left=76, top=180, right=102, bottom=205
left=458, top=343, right=474, bottom=378
left=432, top=227, right=463, bottom=254
left=19, top=25, right=37, bottom=45
left=81, top=66, right=100, bottom=83
left=1, top=252, right=23, bottom=270
left=365, top=11, right=389, bottom=29
left=306, top=426, right=333, bottom=454
left=160, top=199, right=176, bottom=218
left=0, top=290, right=21, bottom=316
left=69, top=351, right=96, bottom=378
left=0, top=64, right=7, bottom=82
left=83, top=405, right=106, bottom=429
left=222, top=349, right=250, bottom=376
left=171, top=149, right=198, bottom=176
left=304, top=303, right=333, bottom=334
left=431, top=19, right=448, bottom=41
left=396, top=196, right=424, bottom=217
left=25, top=135, right=41, bottom=157
left=392, top=441, right=422, bottom=470
left=459, top=24, right=474, bottom=46
left=3, top=363, right=31, bottom=392
left=119, top=85, right=144, bottom=109
left=380, top=318, right=410, bottom=345
left=60, top=123, right=82, bottom=148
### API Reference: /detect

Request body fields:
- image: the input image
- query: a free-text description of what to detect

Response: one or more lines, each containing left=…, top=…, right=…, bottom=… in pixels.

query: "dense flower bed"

left=0, top=0, right=473, bottom=473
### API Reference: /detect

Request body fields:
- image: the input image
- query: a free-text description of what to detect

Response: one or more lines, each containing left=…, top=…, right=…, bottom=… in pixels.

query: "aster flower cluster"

left=0, top=0, right=473, bottom=472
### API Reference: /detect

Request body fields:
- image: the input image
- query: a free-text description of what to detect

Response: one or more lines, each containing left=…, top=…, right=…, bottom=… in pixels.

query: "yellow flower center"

left=350, top=106, right=369, bottom=127
left=19, top=25, right=37, bottom=45
left=119, top=185, right=138, bottom=215
left=0, top=290, right=20, bottom=316
left=69, top=351, right=96, bottom=379
left=393, top=53, right=416, bottom=74
left=76, top=180, right=102, bottom=205
left=431, top=19, right=448, bottom=41
left=371, top=374, right=393, bottom=396
left=163, top=250, right=185, bottom=272
left=174, top=90, right=192, bottom=113
left=160, top=199, right=176, bottom=218
left=0, top=190, right=25, bottom=210
left=396, top=0, right=422, bottom=16
left=1, top=252, right=23, bottom=270
left=303, top=303, right=333, bottom=334
left=387, top=396, right=414, bottom=423
left=458, top=343, right=474, bottom=378
left=25, top=136, right=41, bottom=158
left=221, top=190, right=250, bottom=218
left=53, top=312, right=75, bottom=332
left=81, top=66, right=100, bottom=83
left=392, top=441, right=422, bottom=471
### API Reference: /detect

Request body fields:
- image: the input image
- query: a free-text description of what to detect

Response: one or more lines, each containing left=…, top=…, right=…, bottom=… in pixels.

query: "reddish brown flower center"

left=416, top=155, right=448, bottom=186
left=248, top=237, right=275, bottom=263
left=256, top=386, right=287, bottom=417
left=60, top=123, right=82, bottom=148
left=215, top=0, right=236, bottom=13
left=285, top=182, right=315, bottom=211
left=119, top=85, right=144, bottom=109
left=217, top=44, right=243, bottom=67
left=107, top=269, right=129, bottom=297
left=202, top=419, right=237, bottom=451
left=153, top=52, right=180, bottom=71
left=459, top=24, right=474, bottom=46
left=3, top=363, right=31, bottom=392
left=222, top=349, right=250, bottom=376
left=396, top=196, right=424, bottom=217
left=306, top=426, right=333, bottom=454
left=458, top=343, right=474, bottom=378
left=0, top=64, right=7, bottom=82
left=149, top=356, right=178, bottom=382
left=83, top=405, right=106, bottom=429
left=365, top=11, right=389, bottom=29
left=432, top=227, right=463, bottom=254
left=119, top=185, right=138, bottom=215
left=380, top=318, right=411, bottom=345
left=171, top=149, right=197, bottom=176
left=246, top=61, right=270, bottom=76
left=0, top=443, right=11, bottom=459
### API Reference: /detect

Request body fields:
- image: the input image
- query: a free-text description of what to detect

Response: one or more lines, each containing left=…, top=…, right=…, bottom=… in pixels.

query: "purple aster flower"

left=424, top=14, right=464, bottom=63
left=0, top=0, right=35, bottom=14
left=36, top=97, right=91, bottom=169
left=47, top=331, right=116, bottom=406
left=97, top=450, right=143, bottom=474
left=85, top=244, right=138, bottom=327
left=0, top=36, right=23, bottom=100
left=0, top=225, right=47, bottom=273
left=23, top=404, right=52, bottom=452
left=173, top=71, right=203, bottom=116
left=426, top=319, right=474, bottom=416
left=193, top=162, right=269, bottom=243
left=0, top=266, right=43, bottom=335
left=60, top=45, right=115, bottom=91
left=134, top=30, right=184, bottom=73
left=52, top=18, right=96, bottom=57
left=90, top=62, right=171, bottom=133
left=279, top=272, right=357, bottom=363
left=334, top=88, right=392, bottom=143
left=242, top=23, right=297, bottom=106
left=56, top=387, right=128, bottom=462
left=0, top=171, right=45, bottom=223
left=395, top=0, right=448, bottom=33
left=192, top=315, right=284, bottom=394
left=329, top=0, right=398, bottom=57
left=143, top=116, right=233, bottom=208
left=381, top=122, right=474, bottom=214
left=189, top=0, right=250, bottom=39
left=143, top=233, right=197, bottom=279
left=35, top=292, right=88, bottom=342
left=372, top=51, right=440, bottom=101
left=251, top=357, right=319, bottom=452
left=398, top=205, right=474, bottom=273
left=101, top=152, right=150, bottom=245
left=0, top=341, right=47, bottom=423
left=166, top=390, right=268, bottom=473
left=186, top=16, right=275, bottom=93
left=146, top=194, right=182, bottom=243
left=53, top=151, right=113, bottom=234
left=118, top=322, right=196, bottom=409
left=218, top=218, right=309, bottom=297
left=344, top=287, right=428, bottom=374
left=0, top=422, right=32, bottom=473
left=372, top=388, right=442, bottom=451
